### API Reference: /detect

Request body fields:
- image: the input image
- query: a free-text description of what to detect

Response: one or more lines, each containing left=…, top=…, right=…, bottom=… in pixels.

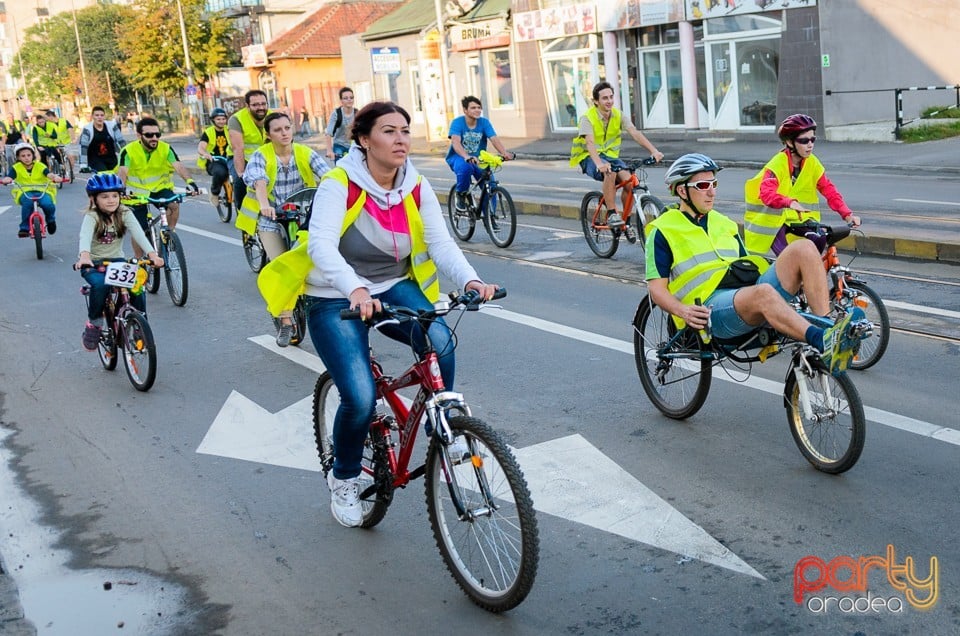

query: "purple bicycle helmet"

left=777, top=114, right=817, bottom=142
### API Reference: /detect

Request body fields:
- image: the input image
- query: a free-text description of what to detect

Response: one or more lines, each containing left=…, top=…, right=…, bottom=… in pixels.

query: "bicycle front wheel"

left=121, top=312, right=157, bottom=392
left=844, top=280, right=889, bottom=370
left=32, top=215, right=43, bottom=260
left=312, top=373, right=393, bottom=528
left=580, top=191, right=619, bottom=258
left=146, top=225, right=162, bottom=294
left=216, top=192, right=232, bottom=223
left=785, top=364, right=865, bottom=474
left=425, top=416, right=539, bottom=613
left=483, top=186, right=517, bottom=248
left=163, top=231, right=189, bottom=306
left=633, top=295, right=712, bottom=419
left=447, top=185, right=476, bottom=241
left=635, top=194, right=665, bottom=250
left=243, top=232, right=266, bottom=273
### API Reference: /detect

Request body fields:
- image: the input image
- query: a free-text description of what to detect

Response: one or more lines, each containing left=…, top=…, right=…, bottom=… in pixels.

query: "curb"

left=0, top=555, right=36, bottom=636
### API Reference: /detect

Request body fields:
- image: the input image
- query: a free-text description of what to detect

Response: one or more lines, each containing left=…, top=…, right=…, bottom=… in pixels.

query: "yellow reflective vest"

left=123, top=141, right=175, bottom=198
left=570, top=107, right=622, bottom=166
left=53, top=118, right=72, bottom=144
left=197, top=125, right=233, bottom=170
left=234, top=108, right=269, bottom=161
left=31, top=121, right=58, bottom=147
left=11, top=162, right=56, bottom=205
left=236, top=143, right=318, bottom=236
left=647, top=207, right=768, bottom=328
left=744, top=151, right=824, bottom=255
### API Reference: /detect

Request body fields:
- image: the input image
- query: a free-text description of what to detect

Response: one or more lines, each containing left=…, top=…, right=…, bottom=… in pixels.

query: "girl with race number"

left=75, top=172, right=163, bottom=351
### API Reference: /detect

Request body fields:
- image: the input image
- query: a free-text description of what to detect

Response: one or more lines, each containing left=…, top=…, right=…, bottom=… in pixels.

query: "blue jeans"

left=580, top=153, right=627, bottom=182
left=82, top=269, right=146, bottom=320
left=305, top=279, right=455, bottom=479
left=447, top=155, right=483, bottom=193
left=19, top=193, right=56, bottom=232
left=706, top=265, right=796, bottom=339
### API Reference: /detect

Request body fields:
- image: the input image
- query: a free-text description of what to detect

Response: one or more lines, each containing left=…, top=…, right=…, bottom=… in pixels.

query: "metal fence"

left=825, top=85, right=960, bottom=138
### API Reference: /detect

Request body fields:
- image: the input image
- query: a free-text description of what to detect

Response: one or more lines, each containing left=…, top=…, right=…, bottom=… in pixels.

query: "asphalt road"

left=0, top=173, right=958, bottom=635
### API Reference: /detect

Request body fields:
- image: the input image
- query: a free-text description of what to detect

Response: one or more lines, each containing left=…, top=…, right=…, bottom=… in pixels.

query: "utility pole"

left=71, top=0, right=92, bottom=110
left=432, top=0, right=452, bottom=121
left=9, top=11, right=31, bottom=116
left=175, top=0, right=204, bottom=132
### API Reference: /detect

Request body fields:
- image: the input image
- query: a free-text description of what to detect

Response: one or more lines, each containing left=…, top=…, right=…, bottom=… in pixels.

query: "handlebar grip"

left=492, top=287, right=507, bottom=300
left=340, top=308, right=362, bottom=321
left=642, top=156, right=658, bottom=166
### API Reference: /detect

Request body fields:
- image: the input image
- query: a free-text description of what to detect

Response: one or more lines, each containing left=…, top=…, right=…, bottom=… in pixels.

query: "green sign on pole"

left=822, top=54, right=831, bottom=68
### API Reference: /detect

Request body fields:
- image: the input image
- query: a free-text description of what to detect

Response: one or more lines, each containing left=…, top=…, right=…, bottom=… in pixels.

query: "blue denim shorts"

left=580, top=154, right=627, bottom=182
left=705, top=265, right=796, bottom=339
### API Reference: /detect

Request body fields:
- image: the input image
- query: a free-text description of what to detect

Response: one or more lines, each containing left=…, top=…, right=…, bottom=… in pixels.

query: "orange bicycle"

left=580, top=157, right=664, bottom=258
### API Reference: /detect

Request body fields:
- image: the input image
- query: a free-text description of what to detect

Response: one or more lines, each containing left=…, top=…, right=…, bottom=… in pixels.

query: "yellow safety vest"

left=235, top=108, right=269, bottom=161
left=197, top=125, right=233, bottom=170
left=11, top=162, right=57, bottom=205
left=123, top=141, right=175, bottom=198
left=54, top=118, right=72, bottom=144
left=236, top=143, right=318, bottom=235
left=256, top=167, right=435, bottom=315
left=570, top=107, right=622, bottom=166
left=744, top=151, right=824, bottom=255
left=648, top=208, right=768, bottom=328
left=32, top=122, right=59, bottom=147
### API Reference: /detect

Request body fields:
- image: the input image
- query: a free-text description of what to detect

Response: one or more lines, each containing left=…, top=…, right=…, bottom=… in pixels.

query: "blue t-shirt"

left=445, top=116, right=497, bottom=162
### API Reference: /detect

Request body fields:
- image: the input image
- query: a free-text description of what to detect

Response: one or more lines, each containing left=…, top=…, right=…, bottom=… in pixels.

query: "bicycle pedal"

left=624, top=226, right=638, bottom=244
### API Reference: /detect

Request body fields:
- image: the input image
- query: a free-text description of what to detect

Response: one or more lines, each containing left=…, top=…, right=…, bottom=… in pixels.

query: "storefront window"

left=737, top=38, right=779, bottom=126
left=705, top=14, right=780, bottom=35
left=486, top=49, right=514, bottom=108
left=541, top=35, right=599, bottom=131
left=711, top=43, right=732, bottom=114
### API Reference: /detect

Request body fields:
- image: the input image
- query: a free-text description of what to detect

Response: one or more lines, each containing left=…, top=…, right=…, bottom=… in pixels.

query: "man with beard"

left=118, top=117, right=198, bottom=256
left=79, top=106, right=127, bottom=172
left=228, top=90, right=270, bottom=213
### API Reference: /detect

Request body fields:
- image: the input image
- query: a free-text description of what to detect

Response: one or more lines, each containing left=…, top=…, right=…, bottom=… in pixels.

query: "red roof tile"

left=266, top=1, right=403, bottom=59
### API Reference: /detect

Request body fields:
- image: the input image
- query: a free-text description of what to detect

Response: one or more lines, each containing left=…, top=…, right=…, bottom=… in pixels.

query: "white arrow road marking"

left=514, top=435, right=763, bottom=579
left=197, top=334, right=763, bottom=577
left=526, top=250, right=575, bottom=260
left=0, top=205, right=10, bottom=216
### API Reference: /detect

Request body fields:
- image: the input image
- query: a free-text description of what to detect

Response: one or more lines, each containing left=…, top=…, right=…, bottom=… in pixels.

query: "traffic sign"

left=371, top=47, right=401, bottom=75
left=185, top=84, right=198, bottom=97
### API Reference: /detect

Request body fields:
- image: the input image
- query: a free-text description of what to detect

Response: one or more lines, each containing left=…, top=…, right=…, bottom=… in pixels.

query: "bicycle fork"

left=788, top=351, right=837, bottom=422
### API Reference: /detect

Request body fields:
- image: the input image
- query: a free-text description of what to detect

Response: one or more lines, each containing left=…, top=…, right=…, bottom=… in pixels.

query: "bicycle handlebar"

left=74, top=257, right=154, bottom=272
left=5, top=180, right=57, bottom=196
left=123, top=191, right=195, bottom=206
left=784, top=220, right=853, bottom=246
left=339, top=288, right=507, bottom=322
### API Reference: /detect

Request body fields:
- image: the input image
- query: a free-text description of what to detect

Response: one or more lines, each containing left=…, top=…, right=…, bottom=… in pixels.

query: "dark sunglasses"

left=685, top=179, right=719, bottom=191
left=141, top=132, right=161, bottom=139
left=794, top=136, right=816, bottom=144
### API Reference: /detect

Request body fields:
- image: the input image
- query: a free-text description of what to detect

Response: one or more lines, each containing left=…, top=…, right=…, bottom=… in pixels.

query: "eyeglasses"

left=794, top=136, right=816, bottom=145
left=248, top=102, right=268, bottom=108
left=685, top=179, right=719, bottom=191
left=141, top=132, right=161, bottom=139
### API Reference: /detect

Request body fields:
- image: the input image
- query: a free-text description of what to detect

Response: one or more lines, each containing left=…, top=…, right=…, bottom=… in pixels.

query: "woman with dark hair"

left=304, top=101, right=498, bottom=527
left=239, top=111, right=328, bottom=346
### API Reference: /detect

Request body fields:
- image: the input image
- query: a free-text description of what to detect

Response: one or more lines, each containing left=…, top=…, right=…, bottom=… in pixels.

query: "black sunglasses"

left=794, top=136, right=816, bottom=145
left=141, top=132, right=161, bottom=139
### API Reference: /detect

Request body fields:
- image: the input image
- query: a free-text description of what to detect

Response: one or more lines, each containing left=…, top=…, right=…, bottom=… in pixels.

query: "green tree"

left=17, top=4, right=137, bottom=113
left=118, top=0, right=233, bottom=96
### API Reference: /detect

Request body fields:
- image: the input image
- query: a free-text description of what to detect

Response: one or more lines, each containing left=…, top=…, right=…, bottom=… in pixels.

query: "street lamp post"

left=71, top=0, right=92, bottom=111
left=175, top=0, right=205, bottom=132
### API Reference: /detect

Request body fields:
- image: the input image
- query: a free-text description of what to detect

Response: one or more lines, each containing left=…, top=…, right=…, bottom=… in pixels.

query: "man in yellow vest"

left=44, top=109, right=77, bottom=180
left=29, top=112, right=61, bottom=168
left=645, top=153, right=867, bottom=376
left=228, top=89, right=270, bottom=214
left=744, top=114, right=859, bottom=256
left=571, top=81, right=663, bottom=237
left=117, top=117, right=198, bottom=255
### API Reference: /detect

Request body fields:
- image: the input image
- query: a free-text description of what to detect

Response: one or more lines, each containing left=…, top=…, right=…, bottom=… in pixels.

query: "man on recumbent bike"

left=643, top=153, right=869, bottom=376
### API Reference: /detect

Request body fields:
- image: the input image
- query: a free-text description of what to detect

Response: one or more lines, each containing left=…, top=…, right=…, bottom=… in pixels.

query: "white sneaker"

left=327, top=472, right=362, bottom=527
left=447, top=435, right=472, bottom=465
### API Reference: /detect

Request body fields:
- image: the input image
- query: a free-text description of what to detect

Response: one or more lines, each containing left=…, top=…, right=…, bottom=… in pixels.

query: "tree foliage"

left=118, top=0, right=233, bottom=96
left=17, top=4, right=136, bottom=111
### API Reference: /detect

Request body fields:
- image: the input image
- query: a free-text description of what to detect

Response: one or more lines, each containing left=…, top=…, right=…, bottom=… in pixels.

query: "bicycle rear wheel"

left=121, top=312, right=157, bottom=392
left=425, top=416, right=539, bottom=613
left=243, top=232, right=266, bottom=273
left=844, top=280, right=889, bottom=370
left=97, top=324, right=118, bottom=371
left=163, top=231, right=189, bottom=306
left=580, top=191, right=619, bottom=258
left=312, top=373, right=393, bottom=528
left=447, top=185, right=476, bottom=241
left=32, top=215, right=43, bottom=260
left=785, top=362, right=865, bottom=474
left=633, top=295, right=712, bottom=419
left=483, top=186, right=517, bottom=248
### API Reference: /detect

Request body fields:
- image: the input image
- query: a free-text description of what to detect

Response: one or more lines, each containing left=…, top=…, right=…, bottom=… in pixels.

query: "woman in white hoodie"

left=305, top=101, right=498, bottom=527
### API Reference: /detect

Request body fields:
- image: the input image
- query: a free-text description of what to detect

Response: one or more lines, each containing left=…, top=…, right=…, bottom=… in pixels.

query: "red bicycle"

left=312, top=289, right=539, bottom=612
left=10, top=180, right=57, bottom=259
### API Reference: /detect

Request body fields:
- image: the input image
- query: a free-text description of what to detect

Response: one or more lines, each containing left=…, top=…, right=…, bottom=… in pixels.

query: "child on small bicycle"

left=75, top=172, right=163, bottom=351
left=1, top=143, right=62, bottom=237
left=744, top=113, right=860, bottom=256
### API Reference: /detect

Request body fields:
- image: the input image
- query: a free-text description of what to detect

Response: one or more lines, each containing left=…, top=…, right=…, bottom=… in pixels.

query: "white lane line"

left=0, top=205, right=10, bottom=216
left=894, top=198, right=960, bottom=206
left=884, top=299, right=960, bottom=319
left=176, top=223, right=241, bottom=246
left=486, top=308, right=960, bottom=447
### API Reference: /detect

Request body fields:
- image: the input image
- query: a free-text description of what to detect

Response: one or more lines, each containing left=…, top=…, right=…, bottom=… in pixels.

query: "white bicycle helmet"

left=12, top=142, right=36, bottom=159
left=664, top=153, right=722, bottom=195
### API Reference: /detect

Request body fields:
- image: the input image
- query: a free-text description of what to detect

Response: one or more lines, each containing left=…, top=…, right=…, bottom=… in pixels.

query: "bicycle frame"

left=588, top=159, right=656, bottom=227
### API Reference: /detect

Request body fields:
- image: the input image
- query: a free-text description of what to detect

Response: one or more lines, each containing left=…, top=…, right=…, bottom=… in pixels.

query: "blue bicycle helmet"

left=85, top=172, right=125, bottom=195
left=210, top=108, right=227, bottom=119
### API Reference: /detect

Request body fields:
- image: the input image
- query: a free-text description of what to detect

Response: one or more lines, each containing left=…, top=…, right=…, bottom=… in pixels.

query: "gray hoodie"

left=305, top=145, right=480, bottom=298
